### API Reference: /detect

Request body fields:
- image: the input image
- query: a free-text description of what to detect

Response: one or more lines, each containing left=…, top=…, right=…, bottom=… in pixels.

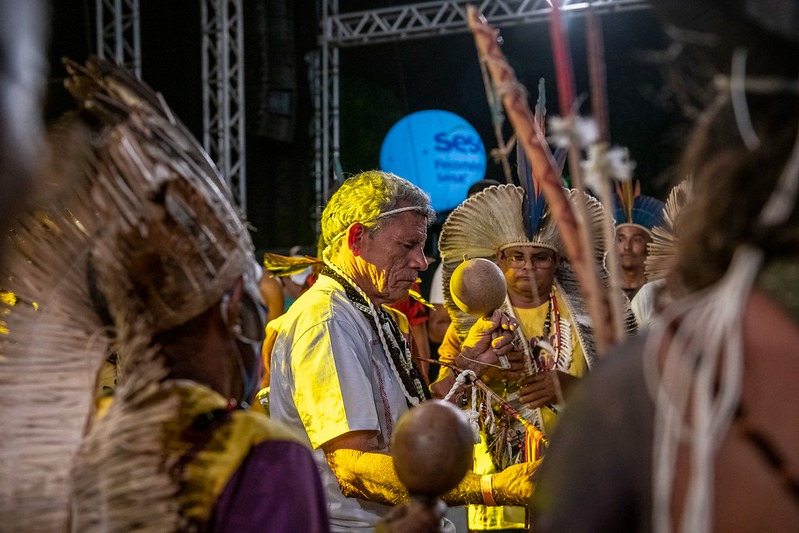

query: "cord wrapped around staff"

left=435, top=359, right=548, bottom=463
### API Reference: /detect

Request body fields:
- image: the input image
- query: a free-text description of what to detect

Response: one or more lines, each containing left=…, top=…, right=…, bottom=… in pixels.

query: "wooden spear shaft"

left=550, top=0, right=627, bottom=346
left=467, top=6, right=616, bottom=354
left=586, top=6, right=627, bottom=341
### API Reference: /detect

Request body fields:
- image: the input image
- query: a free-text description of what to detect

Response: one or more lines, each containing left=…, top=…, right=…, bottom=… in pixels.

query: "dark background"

left=44, top=1, right=685, bottom=258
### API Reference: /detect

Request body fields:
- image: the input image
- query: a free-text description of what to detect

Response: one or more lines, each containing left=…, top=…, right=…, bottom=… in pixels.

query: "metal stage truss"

left=95, top=0, right=651, bottom=226
left=312, top=0, right=651, bottom=230
left=95, top=0, right=141, bottom=78
left=95, top=0, right=247, bottom=211
left=201, top=0, right=247, bottom=212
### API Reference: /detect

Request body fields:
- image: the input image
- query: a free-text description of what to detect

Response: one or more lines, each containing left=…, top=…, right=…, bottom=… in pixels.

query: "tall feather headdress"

left=0, top=56, right=257, bottom=530
left=438, top=183, right=615, bottom=364
left=645, top=179, right=692, bottom=281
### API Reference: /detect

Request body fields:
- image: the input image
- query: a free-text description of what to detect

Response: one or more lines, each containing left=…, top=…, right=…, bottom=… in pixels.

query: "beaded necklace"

left=487, top=289, right=564, bottom=467
left=320, top=264, right=429, bottom=406
left=532, top=289, right=562, bottom=371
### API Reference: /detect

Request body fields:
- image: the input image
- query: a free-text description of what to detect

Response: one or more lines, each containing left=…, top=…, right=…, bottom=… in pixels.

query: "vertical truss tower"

left=95, top=0, right=141, bottom=78
left=95, top=0, right=247, bottom=212
left=202, top=0, right=247, bottom=211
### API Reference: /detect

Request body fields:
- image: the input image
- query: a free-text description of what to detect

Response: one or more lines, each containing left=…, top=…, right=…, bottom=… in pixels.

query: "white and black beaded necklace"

left=321, top=264, right=430, bottom=406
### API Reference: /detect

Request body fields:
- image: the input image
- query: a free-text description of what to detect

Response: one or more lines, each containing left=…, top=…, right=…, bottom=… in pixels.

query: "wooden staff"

left=551, top=0, right=627, bottom=344
left=467, top=6, right=616, bottom=354
left=586, top=5, right=627, bottom=341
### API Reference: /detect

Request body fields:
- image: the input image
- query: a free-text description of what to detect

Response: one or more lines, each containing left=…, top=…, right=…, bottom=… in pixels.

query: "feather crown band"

left=440, top=184, right=552, bottom=261
left=613, top=180, right=665, bottom=233
left=440, top=184, right=606, bottom=261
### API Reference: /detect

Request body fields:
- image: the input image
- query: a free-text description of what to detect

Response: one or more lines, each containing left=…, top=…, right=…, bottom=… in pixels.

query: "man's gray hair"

left=320, top=170, right=434, bottom=256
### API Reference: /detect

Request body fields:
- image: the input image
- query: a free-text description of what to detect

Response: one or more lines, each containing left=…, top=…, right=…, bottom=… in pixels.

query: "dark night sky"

left=45, top=1, right=683, bottom=255
left=335, top=7, right=679, bottom=189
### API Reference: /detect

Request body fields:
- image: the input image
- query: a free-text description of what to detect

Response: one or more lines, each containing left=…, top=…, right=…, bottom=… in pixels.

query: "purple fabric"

left=212, top=439, right=330, bottom=532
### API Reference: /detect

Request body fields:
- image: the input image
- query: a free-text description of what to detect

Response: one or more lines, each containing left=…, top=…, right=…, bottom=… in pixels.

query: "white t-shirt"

left=630, top=278, right=667, bottom=329
left=268, top=275, right=410, bottom=532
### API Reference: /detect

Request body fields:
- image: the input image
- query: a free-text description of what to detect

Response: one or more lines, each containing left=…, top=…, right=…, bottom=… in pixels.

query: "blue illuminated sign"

left=379, top=110, right=487, bottom=212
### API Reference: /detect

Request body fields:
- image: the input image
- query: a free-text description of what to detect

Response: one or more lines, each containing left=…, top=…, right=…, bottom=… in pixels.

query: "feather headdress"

left=0, top=56, right=257, bottom=530
left=438, top=184, right=611, bottom=356
left=263, top=252, right=321, bottom=278
left=645, top=180, right=692, bottom=281
left=613, top=180, right=666, bottom=234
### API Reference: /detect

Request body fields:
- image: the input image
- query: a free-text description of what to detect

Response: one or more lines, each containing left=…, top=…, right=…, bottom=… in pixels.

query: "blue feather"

left=612, top=191, right=665, bottom=230
left=632, top=195, right=666, bottom=229
left=518, top=78, right=551, bottom=240
left=518, top=144, right=547, bottom=240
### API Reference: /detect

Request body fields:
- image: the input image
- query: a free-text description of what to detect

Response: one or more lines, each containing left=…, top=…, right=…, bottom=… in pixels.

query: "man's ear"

left=347, top=223, right=367, bottom=256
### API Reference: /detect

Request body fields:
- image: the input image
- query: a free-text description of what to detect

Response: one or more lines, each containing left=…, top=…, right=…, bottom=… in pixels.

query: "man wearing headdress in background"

left=630, top=180, right=691, bottom=329
left=613, top=181, right=665, bottom=300
left=267, top=170, right=537, bottom=532
left=531, top=0, right=799, bottom=530
left=430, top=181, right=637, bottom=531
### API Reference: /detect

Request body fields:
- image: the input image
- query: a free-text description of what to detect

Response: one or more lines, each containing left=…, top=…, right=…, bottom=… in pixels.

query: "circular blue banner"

left=379, top=110, right=487, bottom=213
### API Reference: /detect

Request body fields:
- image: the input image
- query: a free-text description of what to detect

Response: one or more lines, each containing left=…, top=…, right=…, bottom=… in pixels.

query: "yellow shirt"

left=513, top=291, right=588, bottom=435
left=435, top=286, right=588, bottom=530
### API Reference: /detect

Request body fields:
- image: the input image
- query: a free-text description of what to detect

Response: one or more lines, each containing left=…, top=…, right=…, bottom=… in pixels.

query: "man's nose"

left=411, top=246, right=428, bottom=271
